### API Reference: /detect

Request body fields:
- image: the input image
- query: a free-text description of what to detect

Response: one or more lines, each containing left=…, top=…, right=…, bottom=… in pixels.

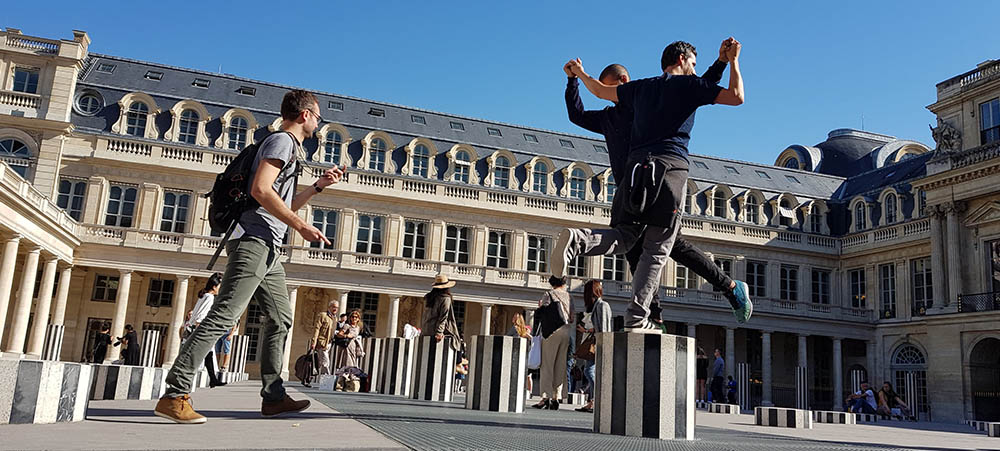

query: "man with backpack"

left=155, top=89, right=343, bottom=424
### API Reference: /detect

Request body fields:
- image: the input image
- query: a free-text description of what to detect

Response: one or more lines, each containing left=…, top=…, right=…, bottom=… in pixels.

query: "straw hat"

left=432, top=274, right=456, bottom=289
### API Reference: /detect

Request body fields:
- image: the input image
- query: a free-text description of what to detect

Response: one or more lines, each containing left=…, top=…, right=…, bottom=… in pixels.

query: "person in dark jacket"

left=92, top=322, right=112, bottom=363
left=115, top=324, right=141, bottom=365
left=420, top=274, right=462, bottom=352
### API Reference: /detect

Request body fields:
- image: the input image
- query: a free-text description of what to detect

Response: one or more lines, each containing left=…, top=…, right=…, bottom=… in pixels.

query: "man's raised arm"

left=714, top=39, right=744, bottom=106
left=569, top=58, right=619, bottom=103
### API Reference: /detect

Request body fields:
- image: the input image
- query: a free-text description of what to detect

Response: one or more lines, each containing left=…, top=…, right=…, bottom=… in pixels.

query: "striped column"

left=361, top=338, right=383, bottom=393
left=88, top=364, right=166, bottom=401
left=855, top=413, right=878, bottom=423
left=755, top=406, right=812, bottom=428
left=903, top=371, right=918, bottom=420
left=0, top=359, right=92, bottom=425
left=140, top=330, right=162, bottom=367
left=411, top=336, right=457, bottom=402
left=230, top=335, right=250, bottom=374
left=377, top=338, right=415, bottom=397
left=594, top=332, right=695, bottom=441
left=850, top=369, right=864, bottom=394
left=812, top=410, right=856, bottom=424
left=708, top=403, right=740, bottom=414
left=41, top=325, right=65, bottom=361
left=795, top=366, right=808, bottom=410
left=988, top=423, right=1000, bottom=438
left=465, top=335, right=526, bottom=413
left=737, top=362, right=750, bottom=412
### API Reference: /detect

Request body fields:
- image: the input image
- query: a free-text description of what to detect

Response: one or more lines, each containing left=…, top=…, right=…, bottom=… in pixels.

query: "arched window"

left=685, top=191, right=694, bottom=214
left=454, top=150, right=471, bottom=183
left=368, top=138, right=387, bottom=171
left=412, top=144, right=430, bottom=177
left=606, top=174, right=616, bottom=203
left=569, top=168, right=586, bottom=200
left=885, top=194, right=897, bottom=225
left=493, top=156, right=510, bottom=188
left=178, top=109, right=199, bottom=144
left=0, top=138, right=31, bottom=178
left=323, top=131, right=342, bottom=165
left=891, top=344, right=928, bottom=416
left=810, top=206, right=823, bottom=233
left=227, top=116, right=249, bottom=151
left=784, top=157, right=800, bottom=169
left=714, top=190, right=727, bottom=218
left=779, top=199, right=793, bottom=227
left=745, top=195, right=759, bottom=223
left=855, top=202, right=867, bottom=231
left=532, top=161, right=548, bottom=194
left=893, top=345, right=926, bottom=366
left=125, top=101, right=148, bottom=137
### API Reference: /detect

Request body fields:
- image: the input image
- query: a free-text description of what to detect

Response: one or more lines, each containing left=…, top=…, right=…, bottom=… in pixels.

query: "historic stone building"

left=0, top=27, right=996, bottom=423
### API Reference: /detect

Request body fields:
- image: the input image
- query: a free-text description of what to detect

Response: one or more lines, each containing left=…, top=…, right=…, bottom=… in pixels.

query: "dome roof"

left=814, top=129, right=895, bottom=177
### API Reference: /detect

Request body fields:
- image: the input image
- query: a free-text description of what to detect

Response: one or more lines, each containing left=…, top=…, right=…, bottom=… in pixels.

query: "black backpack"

left=203, top=131, right=298, bottom=270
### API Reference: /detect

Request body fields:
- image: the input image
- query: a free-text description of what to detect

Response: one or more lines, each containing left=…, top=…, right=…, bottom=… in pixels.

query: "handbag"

left=526, top=335, right=543, bottom=370
left=537, top=291, right=568, bottom=339
left=574, top=333, right=596, bottom=361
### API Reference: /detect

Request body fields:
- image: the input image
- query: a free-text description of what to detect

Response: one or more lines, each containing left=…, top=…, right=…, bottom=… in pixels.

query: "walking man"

left=155, top=89, right=344, bottom=424
left=311, top=300, right=339, bottom=375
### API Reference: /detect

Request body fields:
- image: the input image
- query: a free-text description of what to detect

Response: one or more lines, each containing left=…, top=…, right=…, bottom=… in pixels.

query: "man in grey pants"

left=155, top=90, right=344, bottom=424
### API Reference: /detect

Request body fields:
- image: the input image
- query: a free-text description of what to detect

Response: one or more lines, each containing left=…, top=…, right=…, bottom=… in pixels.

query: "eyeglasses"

left=309, top=109, right=323, bottom=124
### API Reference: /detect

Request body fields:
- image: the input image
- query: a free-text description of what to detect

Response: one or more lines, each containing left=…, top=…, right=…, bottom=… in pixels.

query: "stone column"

left=797, top=334, right=808, bottom=368
left=163, top=275, right=191, bottom=366
left=481, top=304, right=493, bottom=335
left=281, top=285, right=299, bottom=377
left=337, top=291, right=349, bottom=317
left=26, top=256, right=59, bottom=356
left=866, top=340, right=877, bottom=383
left=51, top=266, right=73, bottom=326
left=4, top=246, right=40, bottom=354
left=927, top=207, right=947, bottom=310
left=687, top=323, right=697, bottom=338
left=725, top=326, right=735, bottom=378
left=761, top=331, right=773, bottom=406
left=832, top=338, right=843, bottom=410
left=0, top=235, right=21, bottom=344
left=944, top=202, right=966, bottom=308
left=109, top=269, right=133, bottom=361
left=387, top=295, right=401, bottom=338
left=524, top=308, right=535, bottom=331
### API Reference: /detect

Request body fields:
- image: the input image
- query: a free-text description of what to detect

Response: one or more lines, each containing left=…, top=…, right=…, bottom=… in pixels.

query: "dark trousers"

left=625, top=234, right=733, bottom=289
left=710, top=376, right=725, bottom=402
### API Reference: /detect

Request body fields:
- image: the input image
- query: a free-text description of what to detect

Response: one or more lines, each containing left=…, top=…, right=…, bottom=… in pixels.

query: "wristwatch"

left=312, top=182, right=323, bottom=193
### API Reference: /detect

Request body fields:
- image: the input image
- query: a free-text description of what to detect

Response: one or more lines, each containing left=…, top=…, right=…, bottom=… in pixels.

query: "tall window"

left=347, top=291, right=380, bottom=334
left=981, top=98, right=1000, bottom=145
left=850, top=269, right=866, bottom=308
left=527, top=235, right=549, bottom=272
left=105, top=185, right=137, bottom=227
left=911, top=258, right=933, bottom=315
left=569, top=168, right=586, bottom=200
left=12, top=67, right=39, bottom=94
left=879, top=263, right=896, bottom=319
left=603, top=255, right=626, bottom=282
left=368, top=138, right=387, bottom=171
left=811, top=269, right=830, bottom=304
left=323, top=131, right=342, bottom=165
left=412, top=144, right=430, bottom=178
left=810, top=207, right=822, bottom=233
left=568, top=255, right=587, bottom=278
left=713, top=191, right=727, bottom=218
left=918, top=191, right=927, bottom=217
left=675, top=264, right=699, bottom=289
left=779, top=199, right=793, bottom=227
left=402, top=220, right=427, bottom=259
left=453, top=300, right=467, bottom=336
left=228, top=116, right=249, bottom=150
left=91, top=274, right=119, bottom=302
left=854, top=202, right=867, bottom=231
left=125, top=102, right=148, bottom=137
left=684, top=191, right=694, bottom=214
left=745, top=195, right=759, bottom=223
left=884, top=194, right=897, bottom=225
left=746, top=261, right=766, bottom=297
left=310, top=209, right=337, bottom=249
left=493, top=156, right=510, bottom=188
left=486, top=231, right=510, bottom=268
left=159, top=191, right=190, bottom=233
left=780, top=265, right=798, bottom=301
left=57, top=178, right=86, bottom=220
left=606, top=175, right=616, bottom=203
left=355, top=215, right=383, bottom=254
left=444, top=225, right=470, bottom=264
left=532, top=162, right=548, bottom=194
left=178, top=110, right=199, bottom=144
left=245, top=302, right=264, bottom=361
left=454, top=151, right=471, bottom=183
left=146, top=278, right=175, bottom=307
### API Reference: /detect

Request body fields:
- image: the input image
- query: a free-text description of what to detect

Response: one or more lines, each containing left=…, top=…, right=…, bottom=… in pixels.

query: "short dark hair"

left=598, top=64, right=628, bottom=82
left=661, top=41, right=697, bottom=71
left=548, top=275, right=567, bottom=287
left=280, top=89, right=319, bottom=121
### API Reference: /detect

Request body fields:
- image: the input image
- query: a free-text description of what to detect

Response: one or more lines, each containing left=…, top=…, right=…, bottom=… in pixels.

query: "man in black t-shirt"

left=551, top=39, right=748, bottom=331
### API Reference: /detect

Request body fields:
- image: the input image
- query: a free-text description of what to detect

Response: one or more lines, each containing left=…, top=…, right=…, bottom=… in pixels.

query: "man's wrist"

left=312, top=182, right=324, bottom=193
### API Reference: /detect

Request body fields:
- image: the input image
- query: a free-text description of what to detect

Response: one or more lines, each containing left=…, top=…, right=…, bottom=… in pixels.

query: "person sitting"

left=726, top=375, right=738, bottom=404
left=877, top=381, right=915, bottom=421
left=844, top=381, right=878, bottom=414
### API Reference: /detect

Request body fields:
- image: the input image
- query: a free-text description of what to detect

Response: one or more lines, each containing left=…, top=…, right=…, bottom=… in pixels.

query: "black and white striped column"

left=988, top=422, right=1000, bottom=438
left=593, top=332, right=695, bottom=441
left=968, top=419, right=990, bottom=432
left=812, top=410, right=856, bottom=424
left=89, top=364, right=167, bottom=400
left=361, top=338, right=383, bottom=393
left=140, top=330, right=161, bottom=367
left=795, top=366, right=808, bottom=410
left=0, top=359, right=92, bottom=425
left=850, top=369, right=864, bottom=394
left=903, top=371, right=919, bottom=420
left=708, top=403, right=740, bottom=415
left=411, top=336, right=457, bottom=402
left=465, top=335, right=526, bottom=413
left=736, top=362, right=750, bottom=412
left=855, top=413, right=878, bottom=423
left=41, top=324, right=65, bottom=361
left=230, top=335, right=250, bottom=374
left=755, top=406, right=813, bottom=428
left=377, top=338, right=415, bottom=397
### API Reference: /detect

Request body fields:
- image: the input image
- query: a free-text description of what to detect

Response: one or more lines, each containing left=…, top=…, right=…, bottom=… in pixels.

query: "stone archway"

left=971, top=338, right=1000, bottom=421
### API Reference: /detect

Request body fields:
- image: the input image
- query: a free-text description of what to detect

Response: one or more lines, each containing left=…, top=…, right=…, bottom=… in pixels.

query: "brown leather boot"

left=261, top=395, right=311, bottom=418
left=154, top=395, right=207, bottom=424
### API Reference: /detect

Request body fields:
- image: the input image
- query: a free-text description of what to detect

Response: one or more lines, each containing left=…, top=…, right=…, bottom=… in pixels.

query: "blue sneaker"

left=731, top=280, right=753, bottom=324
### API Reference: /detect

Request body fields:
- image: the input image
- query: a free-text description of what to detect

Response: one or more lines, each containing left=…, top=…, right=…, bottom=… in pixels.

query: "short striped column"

left=855, top=413, right=878, bottom=423
left=795, top=366, right=808, bottom=410
left=988, top=423, right=1000, bottom=437
left=377, top=338, right=415, bottom=397
left=755, top=406, right=813, bottom=428
left=230, top=335, right=250, bottom=374
left=140, top=330, right=161, bottom=367
left=708, top=403, right=740, bottom=415
left=41, top=324, right=65, bottom=361
left=696, top=400, right=710, bottom=410
left=812, top=410, right=856, bottom=424
left=361, top=338, right=383, bottom=393
left=850, top=369, right=864, bottom=394
left=564, top=392, right=586, bottom=406
left=737, top=362, right=750, bottom=412
left=465, top=335, right=526, bottom=413
left=594, top=332, right=695, bottom=440
left=411, top=336, right=457, bottom=402
left=0, top=359, right=92, bottom=424
left=88, top=364, right=166, bottom=400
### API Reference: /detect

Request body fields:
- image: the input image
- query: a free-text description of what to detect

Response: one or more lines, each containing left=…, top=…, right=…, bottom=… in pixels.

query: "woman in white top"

left=184, top=273, right=225, bottom=388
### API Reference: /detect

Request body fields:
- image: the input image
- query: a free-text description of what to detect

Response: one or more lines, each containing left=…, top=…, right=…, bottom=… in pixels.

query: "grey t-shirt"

left=231, top=132, right=299, bottom=245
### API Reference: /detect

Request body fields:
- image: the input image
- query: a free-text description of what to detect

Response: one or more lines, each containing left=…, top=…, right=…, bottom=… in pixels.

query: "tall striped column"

left=850, top=369, right=864, bottom=395
left=41, top=325, right=65, bottom=361
left=377, top=338, right=415, bottom=397
left=140, top=330, right=162, bottom=367
left=361, top=337, right=383, bottom=393
left=737, top=362, right=750, bottom=412
left=411, top=336, right=457, bottom=402
left=594, top=332, right=695, bottom=441
left=230, top=335, right=250, bottom=374
left=795, top=366, right=808, bottom=410
left=466, top=335, right=526, bottom=413
left=904, top=371, right=918, bottom=420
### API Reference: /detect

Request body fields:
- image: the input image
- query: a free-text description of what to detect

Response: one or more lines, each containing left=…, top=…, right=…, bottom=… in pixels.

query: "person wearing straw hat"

left=420, top=274, right=463, bottom=352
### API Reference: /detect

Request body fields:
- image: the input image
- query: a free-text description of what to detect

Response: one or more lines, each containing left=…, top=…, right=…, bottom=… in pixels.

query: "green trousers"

left=165, top=236, right=292, bottom=402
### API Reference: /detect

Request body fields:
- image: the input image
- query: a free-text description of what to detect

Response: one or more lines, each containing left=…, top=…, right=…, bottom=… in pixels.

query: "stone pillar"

left=832, top=338, right=843, bottom=410
left=387, top=295, right=401, bottom=338
left=944, top=202, right=966, bottom=307
left=337, top=291, right=349, bottom=318
left=0, top=235, right=21, bottom=344
left=524, top=308, right=535, bottom=331
left=281, top=285, right=299, bottom=377
left=866, top=340, right=877, bottom=383
left=481, top=304, right=493, bottom=335
left=797, top=334, right=808, bottom=369
left=51, top=266, right=73, bottom=325
left=725, top=326, right=735, bottom=378
left=4, top=246, right=41, bottom=354
left=109, top=269, right=133, bottom=361
left=687, top=323, right=697, bottom=338
left=927, top=207, right=947, bottom=310
left=761, top=331, right=772, bottom=406
left=163, top=275, right=190, bottom=366
left=26, top=257, right=59, bottom=356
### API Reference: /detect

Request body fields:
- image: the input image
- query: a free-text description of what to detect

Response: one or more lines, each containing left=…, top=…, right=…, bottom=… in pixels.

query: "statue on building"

left=929, top=118, right=962, bottom=152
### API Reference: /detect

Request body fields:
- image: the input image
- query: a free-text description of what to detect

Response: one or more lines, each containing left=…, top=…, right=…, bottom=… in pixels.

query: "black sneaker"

left=547, top=399, right=560, bottom=410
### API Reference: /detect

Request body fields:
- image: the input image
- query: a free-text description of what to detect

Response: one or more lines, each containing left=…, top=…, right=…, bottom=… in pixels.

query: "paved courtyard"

left=1, top=382, right=997, bottom=450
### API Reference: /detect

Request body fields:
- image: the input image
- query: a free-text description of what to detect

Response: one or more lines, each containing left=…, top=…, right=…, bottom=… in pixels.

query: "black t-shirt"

left=616, top=74, right=722, bottom=160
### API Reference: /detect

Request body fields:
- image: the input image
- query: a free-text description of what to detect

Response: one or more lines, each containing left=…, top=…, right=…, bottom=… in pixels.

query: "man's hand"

left=725, top=38, right=741, bottom=62
left=568, top=58, right=586, bottom=78
left=435, top=333, right=444, bottom=342
left=718, top=38, right=731, bottom=63
left=297, top=223, right=332, bottom=246
left=563, top=60, right=576, bottom=78
left=316, top=164, right=345, bottom=189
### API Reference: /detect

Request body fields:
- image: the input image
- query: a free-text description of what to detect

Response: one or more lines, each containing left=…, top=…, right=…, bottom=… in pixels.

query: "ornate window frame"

left=879, top=187, right=899, bottom=226
left=401, top=138, right=437, bottom=178
left=596, top=168, right=616, bottom=203
left=736, top=188, right=766, bottom=225
left=312, top=123, right=353, bottom=166
left=801, top=199, right=830, bottom=234
left=524, top=155, right=556, bottom=194
left=560, top=161, right=595, bottom=201
left=850, top=196, right=872, bottom=233
left=215, top=108, right=259, bottom=150
left=484, top=149, right=518, bottom=189
left=111, top=92, right=160, bottom=139
left=770, top=193, right=801, bottom=228
left=357, top=131, right=396, bottom=173
left=164, top=99, right=211, bottom=147
left=708, top=184, right=735, bottom=220
left=444, top=144, right=479, bottom=184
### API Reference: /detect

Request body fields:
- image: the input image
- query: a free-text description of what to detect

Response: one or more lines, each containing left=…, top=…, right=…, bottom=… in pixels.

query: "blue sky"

left=7, top=1, right=998, bottom=165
